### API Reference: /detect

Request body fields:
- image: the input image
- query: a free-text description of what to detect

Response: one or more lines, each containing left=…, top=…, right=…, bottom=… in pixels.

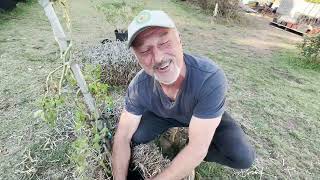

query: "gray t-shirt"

left=125, top=53, right=227, bottom=124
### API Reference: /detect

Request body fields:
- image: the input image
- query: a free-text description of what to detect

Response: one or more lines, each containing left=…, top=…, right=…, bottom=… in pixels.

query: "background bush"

left=299, top=35, right=320, bottom=64
left=187, top=0, right=240, bottom=19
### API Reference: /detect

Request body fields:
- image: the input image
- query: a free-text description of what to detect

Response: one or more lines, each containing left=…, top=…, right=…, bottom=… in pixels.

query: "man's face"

left=132, top=27, right=184, bottom=85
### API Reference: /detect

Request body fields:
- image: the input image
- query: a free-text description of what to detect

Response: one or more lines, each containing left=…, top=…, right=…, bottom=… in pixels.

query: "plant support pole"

left=39, top=0, right=99, bottom=118
left=39, top=0, right=68, bottom=52
left=70, top=62, right=98, bottom=118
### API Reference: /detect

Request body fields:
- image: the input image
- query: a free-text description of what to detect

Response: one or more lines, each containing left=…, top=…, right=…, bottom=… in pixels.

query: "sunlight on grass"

left=234, top=37, right=296, bottom=50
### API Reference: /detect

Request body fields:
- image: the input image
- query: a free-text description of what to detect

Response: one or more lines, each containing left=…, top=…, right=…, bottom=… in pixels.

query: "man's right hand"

left=112, top=110, right=141, bottom=180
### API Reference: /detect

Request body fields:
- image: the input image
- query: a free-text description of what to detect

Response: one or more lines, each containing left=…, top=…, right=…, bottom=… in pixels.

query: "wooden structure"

left=272, top=0, right=320, bottom=35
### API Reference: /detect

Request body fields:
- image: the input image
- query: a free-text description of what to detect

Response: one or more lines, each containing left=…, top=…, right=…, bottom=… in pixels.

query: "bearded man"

left=112, top=10, right=255, bottom=180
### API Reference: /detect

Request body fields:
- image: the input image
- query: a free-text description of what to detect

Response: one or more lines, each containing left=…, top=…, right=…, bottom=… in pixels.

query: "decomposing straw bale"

left=131, top=135, right=193, bottom=179
left=132, top=143, right=171, bottom=179
left=75, top=41, right=141, bottom=86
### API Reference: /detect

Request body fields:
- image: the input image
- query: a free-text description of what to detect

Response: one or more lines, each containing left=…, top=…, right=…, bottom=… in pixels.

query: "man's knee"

left=205, top=141, right=255, bottom=169
left=230, top=145, right=255, bottom=169
left=131, top=129, right=153, bottom=145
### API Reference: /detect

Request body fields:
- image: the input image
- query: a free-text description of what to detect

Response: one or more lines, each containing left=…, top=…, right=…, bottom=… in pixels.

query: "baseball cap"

left=127, top=10, right=176, bottom=48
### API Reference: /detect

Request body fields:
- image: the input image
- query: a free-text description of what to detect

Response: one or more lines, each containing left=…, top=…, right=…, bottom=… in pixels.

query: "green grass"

left=204, top=49, right=320, bottom=179
left=0, top=1, right=60, bottom=179
left=286, top=55, right=320, bottom=72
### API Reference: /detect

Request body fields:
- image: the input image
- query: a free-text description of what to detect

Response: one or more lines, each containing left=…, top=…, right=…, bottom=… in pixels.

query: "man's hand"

left=152, top=115, right=221, bottom=180
left=112, top=110, right=141, bottom=180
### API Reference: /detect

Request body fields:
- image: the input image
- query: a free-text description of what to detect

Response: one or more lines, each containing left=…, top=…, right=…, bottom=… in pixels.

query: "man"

left=112, top=10, right=255, bottom=180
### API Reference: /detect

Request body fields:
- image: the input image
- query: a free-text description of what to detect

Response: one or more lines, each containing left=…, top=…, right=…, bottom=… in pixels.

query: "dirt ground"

left=1, top=0, right=319, bottom=179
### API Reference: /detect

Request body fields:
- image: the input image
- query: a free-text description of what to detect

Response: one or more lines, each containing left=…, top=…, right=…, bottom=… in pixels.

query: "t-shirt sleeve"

left=193, top=69, right=227, bottom=119
left=124, top=84, right=145, bottom=116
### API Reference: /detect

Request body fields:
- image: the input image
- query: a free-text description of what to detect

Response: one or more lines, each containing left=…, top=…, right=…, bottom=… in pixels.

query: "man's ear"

left=131, top=48, right=140, bottom=61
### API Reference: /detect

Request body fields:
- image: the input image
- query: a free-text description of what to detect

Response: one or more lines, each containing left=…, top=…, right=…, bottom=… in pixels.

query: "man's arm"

left=152, top=116, right=222, bottom=180
left=112, top=110, right=141, bottom=180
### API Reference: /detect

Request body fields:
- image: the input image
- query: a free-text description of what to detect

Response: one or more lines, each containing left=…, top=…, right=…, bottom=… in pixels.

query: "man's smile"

left=154, top=59, right=172, bottom=73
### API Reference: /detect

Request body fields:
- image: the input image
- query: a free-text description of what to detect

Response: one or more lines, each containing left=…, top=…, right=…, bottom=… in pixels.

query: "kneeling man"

left=112, top=10, right=255, bottom=180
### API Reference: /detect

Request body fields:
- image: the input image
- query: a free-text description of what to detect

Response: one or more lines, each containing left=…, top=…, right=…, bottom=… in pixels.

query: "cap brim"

left=127, top=25, right=174, bottom=48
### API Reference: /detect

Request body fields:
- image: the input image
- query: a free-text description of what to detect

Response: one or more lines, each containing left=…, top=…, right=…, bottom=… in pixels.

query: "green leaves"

left=299, top=35, right=320, bottom=64
left=71, top=135, right=90, bottom=175
left=96, top=0, right=145, bottom=29
left=89, top=81, right=109, bottom=96
left=305, top=0, right=320, bottom=4
left=40, top=96, right=64, bottom=127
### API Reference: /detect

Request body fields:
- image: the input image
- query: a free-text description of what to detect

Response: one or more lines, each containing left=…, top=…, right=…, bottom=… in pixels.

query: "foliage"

left=40, top=96, right=64, bottom=127
left=282, top=51, right=320, bottom=72
left=96, top=0, right=145, bottom=29
left=305, top=0, right=320, bottom=4
left=32, top=66, right=115, bottom=179
left=298, top=35, right=320, bottom=64
left=23, top=0, right=114, bottom=178
left=186, top=0, right=241, bottom=20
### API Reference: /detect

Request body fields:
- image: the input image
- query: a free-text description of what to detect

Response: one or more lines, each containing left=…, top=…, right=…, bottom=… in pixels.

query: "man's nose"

left=152, top=47, right=163, bottom=64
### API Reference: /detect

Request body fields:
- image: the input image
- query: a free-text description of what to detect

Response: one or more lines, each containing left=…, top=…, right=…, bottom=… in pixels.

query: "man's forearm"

left=112, top=135, right=131, bottom=180
left=152, top=144, right=207, bottom=180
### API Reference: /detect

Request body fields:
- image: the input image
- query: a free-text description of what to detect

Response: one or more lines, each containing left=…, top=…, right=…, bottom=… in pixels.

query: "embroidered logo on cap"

left=135, top=11, right=151, bottom=24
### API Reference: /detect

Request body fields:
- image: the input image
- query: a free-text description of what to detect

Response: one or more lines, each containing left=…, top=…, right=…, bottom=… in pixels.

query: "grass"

left=209, top=47, right=320, bottom=178
left=0, top=1, right=60, bottom=179
left=205, top=50, right=320, bottom=179
left=1, top=0, right=320, bottom=179
left=18, top=138, right=72, bottom=179
left=286, top=54, right=320, bottom=72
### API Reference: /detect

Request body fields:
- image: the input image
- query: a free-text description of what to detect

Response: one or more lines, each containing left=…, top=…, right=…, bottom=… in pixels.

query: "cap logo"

left=135, top=11, right=151, bottom=24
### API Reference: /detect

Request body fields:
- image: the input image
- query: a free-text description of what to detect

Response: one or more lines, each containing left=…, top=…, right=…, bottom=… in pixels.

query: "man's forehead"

left=133, top=27, right=170, bottom=47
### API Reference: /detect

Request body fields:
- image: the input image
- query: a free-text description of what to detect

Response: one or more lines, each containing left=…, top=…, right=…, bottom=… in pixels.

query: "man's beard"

left=153, top=57, right=181, bottom=85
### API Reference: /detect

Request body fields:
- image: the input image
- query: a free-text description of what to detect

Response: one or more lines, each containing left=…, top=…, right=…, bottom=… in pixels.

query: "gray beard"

left=154, top=62, right=180, bottom=85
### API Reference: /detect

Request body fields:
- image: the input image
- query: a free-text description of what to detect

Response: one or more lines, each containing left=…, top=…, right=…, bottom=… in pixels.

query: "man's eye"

left=140, top=49, right=149, bottom=54
left=160, top=41, right=169, bottom=45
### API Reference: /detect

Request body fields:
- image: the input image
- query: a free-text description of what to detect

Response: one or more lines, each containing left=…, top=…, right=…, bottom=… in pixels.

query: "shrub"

left=299, top=35, right=320, bottom=64
left=187, top=0, right=240, bottom=19
left=96, top=0, right=145, bottom=30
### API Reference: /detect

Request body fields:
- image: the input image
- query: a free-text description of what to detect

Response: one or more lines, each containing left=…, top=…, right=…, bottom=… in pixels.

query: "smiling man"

left=112, top=10, right=255, bottom=180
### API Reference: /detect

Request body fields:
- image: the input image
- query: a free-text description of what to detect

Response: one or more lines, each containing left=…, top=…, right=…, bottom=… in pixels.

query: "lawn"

left=0, top=0, right=319, bottom=179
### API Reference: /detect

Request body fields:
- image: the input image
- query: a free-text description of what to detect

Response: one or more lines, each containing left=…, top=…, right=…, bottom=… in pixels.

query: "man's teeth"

left=159, top=61, right=170, bottom=70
